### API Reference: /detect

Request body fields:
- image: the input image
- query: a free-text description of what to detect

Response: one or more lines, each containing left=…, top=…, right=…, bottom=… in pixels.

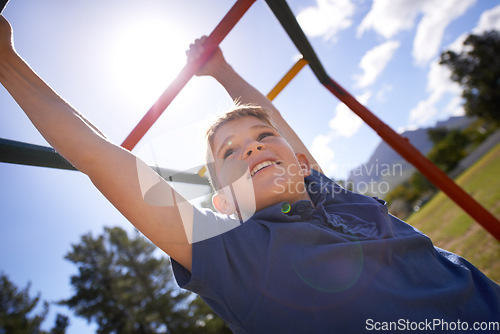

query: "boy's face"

left=210, top=116, right=312, bottom=215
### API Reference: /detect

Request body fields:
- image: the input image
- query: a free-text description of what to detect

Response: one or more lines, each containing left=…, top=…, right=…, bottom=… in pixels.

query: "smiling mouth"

left=250, top=160, right=281, bottom=177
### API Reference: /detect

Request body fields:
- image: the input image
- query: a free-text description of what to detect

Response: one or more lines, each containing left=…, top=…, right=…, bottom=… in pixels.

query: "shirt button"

left=281, top=202, right=291, bottom=214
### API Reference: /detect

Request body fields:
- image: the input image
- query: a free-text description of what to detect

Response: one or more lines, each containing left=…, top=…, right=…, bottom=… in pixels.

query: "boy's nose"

left=246, top=144, right=263, bottom=156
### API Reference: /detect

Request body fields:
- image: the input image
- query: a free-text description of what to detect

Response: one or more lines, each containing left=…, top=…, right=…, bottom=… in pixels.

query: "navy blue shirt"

left=172, top=169, right=500, bottom=333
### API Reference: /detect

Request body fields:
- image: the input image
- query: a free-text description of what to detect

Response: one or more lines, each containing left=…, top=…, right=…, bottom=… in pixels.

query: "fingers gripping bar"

left=121, top=0, right=257, bottom=150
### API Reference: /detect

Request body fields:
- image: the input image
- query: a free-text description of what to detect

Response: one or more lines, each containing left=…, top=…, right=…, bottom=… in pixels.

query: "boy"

left=1, top=17, right=499, bottom=334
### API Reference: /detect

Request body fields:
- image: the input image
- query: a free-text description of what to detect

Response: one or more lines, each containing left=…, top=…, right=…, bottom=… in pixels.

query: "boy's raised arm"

left=0, top=16, right=193, bottom=271
left=189, top=37, right=323, bottom=174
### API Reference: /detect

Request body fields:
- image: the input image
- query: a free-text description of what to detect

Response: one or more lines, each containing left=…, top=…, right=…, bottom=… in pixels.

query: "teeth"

left=251, top=161, right=277, bottom=176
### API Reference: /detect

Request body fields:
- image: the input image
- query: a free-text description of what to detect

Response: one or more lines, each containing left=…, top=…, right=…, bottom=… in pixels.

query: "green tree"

left=60, top=226, right=228, bottom=333
left=386, top=126, right=472, bottom=218
left=440, top=30, right=500, bottom=125
left=50, top=314, right=70, bottom=334
left=427, top=127, right=450, bottom=145
left=187, top=297, right=232, bottom=334
left=427, top=129, right=471, bottom=173
left=409, top=172, right=435, bottom=195
left=0, top=273, right=47, bottom=334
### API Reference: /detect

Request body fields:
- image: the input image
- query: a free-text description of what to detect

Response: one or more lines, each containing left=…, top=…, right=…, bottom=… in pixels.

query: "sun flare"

left=109, top=19, right=187, bottom=109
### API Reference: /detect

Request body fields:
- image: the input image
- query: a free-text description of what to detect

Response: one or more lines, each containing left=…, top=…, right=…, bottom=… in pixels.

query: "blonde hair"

left=204, top=104, right=279, bottom=190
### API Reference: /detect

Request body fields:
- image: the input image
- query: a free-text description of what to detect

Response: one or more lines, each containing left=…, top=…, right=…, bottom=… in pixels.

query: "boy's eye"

left=223, top=149, right=234, bottom=159
left=258, top=132, right=274, bottom=141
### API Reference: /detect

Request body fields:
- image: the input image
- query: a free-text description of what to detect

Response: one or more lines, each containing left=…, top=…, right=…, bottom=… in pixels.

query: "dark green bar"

left=264, top=0, right=330, bottom=85
left=0, top=0, right=10, bottom=14
left=0, top=138, right=77, bottom=171
left=0, top=138, right=210, bottom=186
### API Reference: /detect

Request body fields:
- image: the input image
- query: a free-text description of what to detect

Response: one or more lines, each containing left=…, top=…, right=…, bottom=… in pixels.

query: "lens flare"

left=292, top=239, right=364, bottom=293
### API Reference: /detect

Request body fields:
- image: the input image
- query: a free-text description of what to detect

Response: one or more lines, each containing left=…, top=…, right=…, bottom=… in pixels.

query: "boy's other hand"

left=186, top=35, right=227, bottom=77
left=0, top=16, right=14, bottom=58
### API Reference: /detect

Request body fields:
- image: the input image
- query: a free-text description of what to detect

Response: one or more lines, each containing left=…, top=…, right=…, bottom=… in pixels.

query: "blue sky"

left=1, top=0, right=499, bottom=332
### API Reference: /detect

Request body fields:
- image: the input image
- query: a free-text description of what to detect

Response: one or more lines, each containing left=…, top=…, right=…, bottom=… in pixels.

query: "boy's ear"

left=212, top=192, right=236, bottom=215
left=296, top=153, right=312, bottom=177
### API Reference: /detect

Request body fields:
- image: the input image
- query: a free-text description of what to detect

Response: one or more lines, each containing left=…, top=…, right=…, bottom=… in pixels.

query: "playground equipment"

left=1, top=0, right=499, bottom=241
left=0, top=0, right=9, bottom=14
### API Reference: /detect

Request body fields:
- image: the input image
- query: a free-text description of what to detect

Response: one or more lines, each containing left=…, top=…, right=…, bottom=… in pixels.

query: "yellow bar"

left=198, top=165, right=207, bottom=178
left=267, top=57, right=308, bottom=101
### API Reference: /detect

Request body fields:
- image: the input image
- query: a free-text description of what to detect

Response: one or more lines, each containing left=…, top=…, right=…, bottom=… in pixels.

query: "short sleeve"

left=171, top=207, right=240, bottom=288
left=171, top=208, right=268, bottom=331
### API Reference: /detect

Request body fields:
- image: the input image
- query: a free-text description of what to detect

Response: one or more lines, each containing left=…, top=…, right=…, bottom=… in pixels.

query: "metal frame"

left=1, top=0, right=498, bottom=240
left=0, top=138, right=209, bottom=186
left=120, top=0, right=257, bottom=150
left=0, top=0, right=9, bottom=14
left=264, top=0, right=500, bottom=239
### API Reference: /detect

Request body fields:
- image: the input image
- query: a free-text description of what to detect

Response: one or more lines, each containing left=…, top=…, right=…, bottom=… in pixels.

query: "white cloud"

left=329, top=104, right=362, bottom=137
left=358, top=0, right=476, bottom=65
left=396, top=124, right=419, bottom=134
left=473, top=4, right=500, bottom=33
left=409, top=59, right=461, bottom=125
left=310, top=134, right=337, bottom=176
left=408, top=3, right=496, bottom=126
left=328, top=91, right=371, bottom=137
left=357, top=0, right=424, bottom=39
left=412, top=0, right=476, bottom=65
left=354, top=40, right=400, bottom=88
left=310, top=92, right=372, bottom=177
left=408, top=97, right=439, bottom=126
left=446, top=5, right=500, bottom=53
left=427, top=57, right=461, bottom=98
left=375, top=83, right=393, bottom=103
left=447, top=32, right=469, bottom=53
left=441, top=5, right=500, bottom=67
left=444, top=95, right=465, bottom=117
left=296, top=0, right=356, bottom=42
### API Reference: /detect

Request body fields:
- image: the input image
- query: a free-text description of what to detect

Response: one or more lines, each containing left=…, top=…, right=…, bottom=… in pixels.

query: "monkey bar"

left=267, top=58, right=308, bottom=101
left=120, top=0, right=257, bottom=150
left=263, top=0, right=500, bottom=240
left=1, top=0, right=499, bottom=240
left=0, top=0, right=9, bottom=14
left=120, top=0, right=500, bottom=240
left=0, top=138, right=209, bottom=186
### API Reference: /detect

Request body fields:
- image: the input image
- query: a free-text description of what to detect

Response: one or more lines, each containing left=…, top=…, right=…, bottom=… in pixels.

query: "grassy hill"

left=406, top=143, right=500, bottom=283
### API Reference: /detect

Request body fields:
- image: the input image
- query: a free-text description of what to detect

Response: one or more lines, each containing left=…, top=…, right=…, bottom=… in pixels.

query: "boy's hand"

left=0, top=16, right=14, bottom=58
left=186, top=35, right=227, bottom=77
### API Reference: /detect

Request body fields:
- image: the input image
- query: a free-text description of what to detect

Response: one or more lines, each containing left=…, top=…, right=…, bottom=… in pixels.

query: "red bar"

left=323, top=77, right=500, bottom=241
left=121, top=0, right=257, bottom=150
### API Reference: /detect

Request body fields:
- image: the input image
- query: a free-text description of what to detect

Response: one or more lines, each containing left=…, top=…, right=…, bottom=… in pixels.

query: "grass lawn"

left=406, top=142, right=500, bottom=283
